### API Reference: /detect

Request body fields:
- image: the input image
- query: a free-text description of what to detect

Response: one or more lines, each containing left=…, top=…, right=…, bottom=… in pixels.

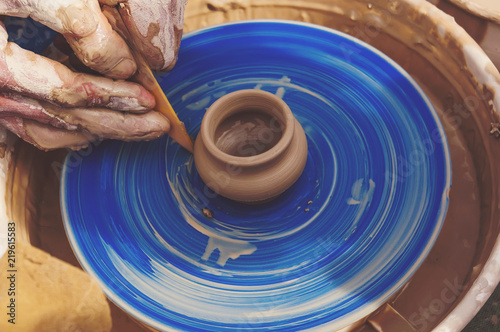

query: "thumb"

left=25, top=0, right=137, bottom=79
left=58, top=3, right=99, bottom=38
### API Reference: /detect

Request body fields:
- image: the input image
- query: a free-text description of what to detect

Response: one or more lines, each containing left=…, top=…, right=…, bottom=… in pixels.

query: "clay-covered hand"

left=103, top=0, right=188, bottom=71
left=0, top=0, right=187, bottom=150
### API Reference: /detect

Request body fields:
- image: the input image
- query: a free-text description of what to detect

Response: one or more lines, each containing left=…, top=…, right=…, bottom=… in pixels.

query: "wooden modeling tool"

left=130, top=53, right=194, bottom=153
left=106, top=4, right=194, bottom=153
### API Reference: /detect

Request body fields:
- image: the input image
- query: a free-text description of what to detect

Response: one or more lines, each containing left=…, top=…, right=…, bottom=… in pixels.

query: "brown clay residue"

left=142, top=22, right=167, bottom=70
left=146, top=22, right=161, bottom=40
left=490, top=123, right=500, bottom=138
left=3, top=43, right=13, bottom=56
left=118, top=2, right=165, bottom=71
left=202, top=208, right=213, bottom=218
left=0, top=142, right=6, bottom=159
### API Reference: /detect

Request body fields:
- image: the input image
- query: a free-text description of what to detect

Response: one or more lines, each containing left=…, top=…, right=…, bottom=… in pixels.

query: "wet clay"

left=214, top=110, right=283, bottom=157
left=0, top=0, right=138, bottom=79
left=194, top=89, right=308, bottom=203
left=117, top=0, right=188, bottom=71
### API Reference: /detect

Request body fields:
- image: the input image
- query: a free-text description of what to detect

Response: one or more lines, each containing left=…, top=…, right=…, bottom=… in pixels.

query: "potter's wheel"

left=61, top=21, right=451, bottom=331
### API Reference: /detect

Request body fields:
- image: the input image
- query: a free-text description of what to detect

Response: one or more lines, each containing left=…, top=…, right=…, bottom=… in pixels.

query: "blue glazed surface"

left=61, top=20, right=451, bottom=331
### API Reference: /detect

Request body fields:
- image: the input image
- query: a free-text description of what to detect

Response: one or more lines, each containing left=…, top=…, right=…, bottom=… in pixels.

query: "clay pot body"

left=194, top=89, right=308, bottom=203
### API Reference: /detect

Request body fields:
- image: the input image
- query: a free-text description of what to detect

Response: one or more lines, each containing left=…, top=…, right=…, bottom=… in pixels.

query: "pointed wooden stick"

left=131, top=53, right=194, bottom=153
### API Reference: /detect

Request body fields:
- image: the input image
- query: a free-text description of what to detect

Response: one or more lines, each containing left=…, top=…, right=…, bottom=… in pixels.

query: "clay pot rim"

left=200, top=89, right=295, bottom=167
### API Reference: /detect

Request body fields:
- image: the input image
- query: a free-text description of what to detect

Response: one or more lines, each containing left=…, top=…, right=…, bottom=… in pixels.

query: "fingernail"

left=107, top=58, right=137, bottom=80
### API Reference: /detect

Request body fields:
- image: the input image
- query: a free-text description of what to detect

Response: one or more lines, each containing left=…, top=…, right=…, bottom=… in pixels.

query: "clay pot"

left=193, top=89, right=308, bottom=203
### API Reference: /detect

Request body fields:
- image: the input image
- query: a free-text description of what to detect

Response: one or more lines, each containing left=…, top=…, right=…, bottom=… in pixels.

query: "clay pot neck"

left=200, top=89, right=295, bottom=167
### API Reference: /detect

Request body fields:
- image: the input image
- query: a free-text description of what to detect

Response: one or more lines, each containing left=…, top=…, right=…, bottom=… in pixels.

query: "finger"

left=41, top=101, right=171, bottom=141
left=0, top=92, right=77, bottom=130
left=0, top=93, right=170, bottom=150
left=0, top=117, right=94, bottom=151
left=0, top=0, right=137, bottom=79
left=98, top=0, right=121, bottom=6
left=62, top=1, right=137, bottom=79
left=0, top=35, right=155, bottom=112
left=0, top=91, right=91, bottom=150
left=0, top=91, right=169, bottom=140
left=118, top=0, right=188, bottom=71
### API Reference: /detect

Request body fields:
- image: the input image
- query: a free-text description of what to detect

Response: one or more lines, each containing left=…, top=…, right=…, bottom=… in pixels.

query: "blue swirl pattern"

left=61, top=21, right=451, bottom=331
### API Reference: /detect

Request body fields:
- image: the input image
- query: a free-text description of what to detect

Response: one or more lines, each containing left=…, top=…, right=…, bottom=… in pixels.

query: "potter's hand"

left=102, top=0, right=188, bottom=71
left=1, top=0, right=188, bottom=78
left=0, top=20, right=168, bottom=150
left=0, top=0, right=188, bottom=150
